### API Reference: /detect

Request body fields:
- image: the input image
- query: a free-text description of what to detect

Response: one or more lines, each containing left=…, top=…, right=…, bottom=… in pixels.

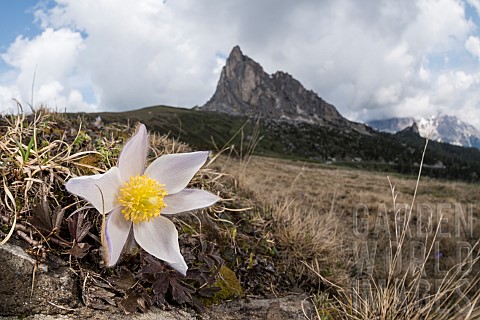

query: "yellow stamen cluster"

left=118, top=175, right=167, bottom=224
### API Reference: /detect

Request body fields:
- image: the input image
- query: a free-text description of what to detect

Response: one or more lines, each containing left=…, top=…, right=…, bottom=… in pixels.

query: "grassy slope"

left=77, top=105, right=480, bottom=182
left=83, top=105, right=252, bottom=152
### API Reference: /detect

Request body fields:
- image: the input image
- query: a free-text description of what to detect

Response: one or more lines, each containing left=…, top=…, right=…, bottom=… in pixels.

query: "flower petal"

left=103, top=207, right=132, bottom=266
left=118, top=124, right=148, bottom=181
left=162, top=189, right=220, bottom=215
left=133, top=216, right=187, bottom=275
left=65, top=166, right=122, bottom=213
left=144, top=151, right=209, bottom=195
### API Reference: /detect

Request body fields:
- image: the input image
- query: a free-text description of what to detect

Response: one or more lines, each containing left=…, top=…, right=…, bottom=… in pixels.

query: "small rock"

left=0, top=242, right=80, bottom=316
left=206, top=294, right=315, bottom=320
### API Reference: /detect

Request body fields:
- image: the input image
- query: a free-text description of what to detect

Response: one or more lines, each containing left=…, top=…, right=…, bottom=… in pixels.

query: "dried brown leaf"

left=69, top=242, right=91, bottom=258
left=67, top=212, right=92, bottom=242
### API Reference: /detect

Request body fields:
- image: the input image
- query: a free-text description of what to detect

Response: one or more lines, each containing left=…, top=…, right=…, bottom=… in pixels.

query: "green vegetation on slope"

left=78, top=105, right=480, bottom=182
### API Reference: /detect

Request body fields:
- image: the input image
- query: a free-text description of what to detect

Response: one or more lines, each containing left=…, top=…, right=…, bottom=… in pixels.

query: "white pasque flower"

left=65, top=124, right=220, bottom=275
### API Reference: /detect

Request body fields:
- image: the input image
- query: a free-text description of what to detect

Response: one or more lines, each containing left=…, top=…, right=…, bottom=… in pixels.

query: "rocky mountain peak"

left=228, top=45, right=244, bottom=62
left=411, top=122, right=419, bottom=134
left=222, top=46, right=263, bottom=81
left=398, top=122, right=420, bottom=135
left=201, top=46, right=369, bottom=133
left=273, top=71, right=292, bottom=79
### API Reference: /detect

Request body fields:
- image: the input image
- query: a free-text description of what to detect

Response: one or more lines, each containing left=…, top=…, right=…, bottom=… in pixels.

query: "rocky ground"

left=0, top=241, right=314, bottom=319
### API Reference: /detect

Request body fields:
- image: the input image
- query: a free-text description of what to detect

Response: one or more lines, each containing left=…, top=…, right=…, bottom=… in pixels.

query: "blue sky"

left=0, top=0, right=479, bottom=127
left=0, top=1, right=39, bottom=46
left=0, top=1, right=39, bottom=70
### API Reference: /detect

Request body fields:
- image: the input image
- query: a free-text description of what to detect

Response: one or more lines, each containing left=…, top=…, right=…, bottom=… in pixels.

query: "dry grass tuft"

left=0, top=108, right=220, bottom=268
left=217, top=155, right=351, bottom=292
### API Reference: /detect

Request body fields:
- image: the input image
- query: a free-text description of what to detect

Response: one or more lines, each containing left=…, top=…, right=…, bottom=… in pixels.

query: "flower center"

left=118, top=175, right=167, bottom=224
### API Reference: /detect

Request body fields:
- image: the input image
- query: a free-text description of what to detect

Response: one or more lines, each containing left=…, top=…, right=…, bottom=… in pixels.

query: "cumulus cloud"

left=0, top=0, right=479, bottom=127
left=466, top=36, right=480, bottom=58
left=0, top=27, right=96, bottom=112
left=0, top=85, right=21, bottom=113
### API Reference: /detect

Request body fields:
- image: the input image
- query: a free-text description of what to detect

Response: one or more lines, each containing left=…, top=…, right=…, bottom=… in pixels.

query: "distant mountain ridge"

left=88, top=104, right=480, bottom=182
left=368, top=114, right=480, bottom=149
left=201, top=46, right=369, bottom=134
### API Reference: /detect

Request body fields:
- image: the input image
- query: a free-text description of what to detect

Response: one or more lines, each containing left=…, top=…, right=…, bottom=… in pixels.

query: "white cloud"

left=396, top=94, right=432, bottom=117
left=466, top=36, right=480, bottom=58
left=434, top=71, right=480, bottom=124
left=419, top=64, right=431, bottom=81
left=0, top=0, right=478, bottom=129
left=34, top=0, right=223, bottom=109
left=374, top=84, right=402, bottom=105
left=0, top=85, right=21, bottom=113
left=0, top=27, right=96, bottom=112
left=405, top=0, right=472, bottom=52
left=36, top=80, right=63, bottom=102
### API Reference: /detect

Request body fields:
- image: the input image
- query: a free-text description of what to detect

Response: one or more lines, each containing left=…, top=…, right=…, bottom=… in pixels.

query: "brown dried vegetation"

left=218, top=153, right=480, bottom=319
left=2, top=108, right=480, bottom=319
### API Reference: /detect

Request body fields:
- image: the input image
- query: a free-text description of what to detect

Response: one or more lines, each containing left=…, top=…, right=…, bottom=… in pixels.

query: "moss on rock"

left=207, top=265, right=243, bottom=305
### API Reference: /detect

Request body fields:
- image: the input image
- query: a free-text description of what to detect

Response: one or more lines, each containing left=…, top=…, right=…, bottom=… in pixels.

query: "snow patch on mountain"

left=367, top=114, right=480, bottom=149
